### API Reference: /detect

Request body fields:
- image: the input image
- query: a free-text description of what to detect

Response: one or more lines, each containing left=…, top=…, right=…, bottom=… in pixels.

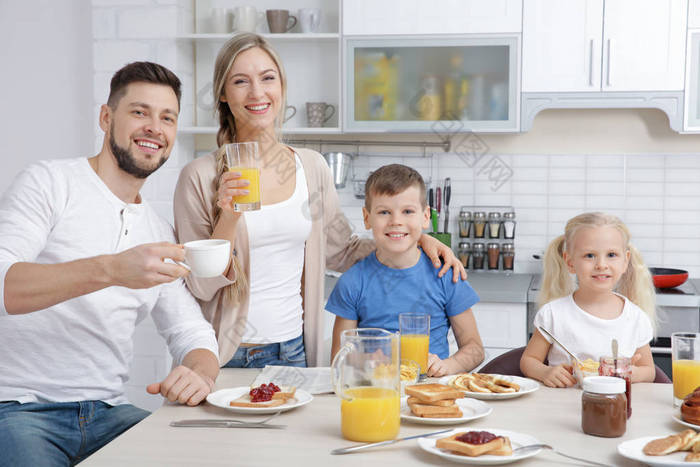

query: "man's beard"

left=109, top=132, right=168, bottom=179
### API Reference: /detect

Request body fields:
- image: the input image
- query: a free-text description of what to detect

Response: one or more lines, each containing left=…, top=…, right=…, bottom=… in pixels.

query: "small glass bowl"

left=573, top=357, right=600, bottom=387
left=400, top=359, right=420, bottom=395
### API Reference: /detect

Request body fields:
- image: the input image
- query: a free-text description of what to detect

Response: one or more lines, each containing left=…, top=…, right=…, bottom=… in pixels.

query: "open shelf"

left=178, top=126, right=341, bottom=135
left=176, top=33, right=339, bottom=41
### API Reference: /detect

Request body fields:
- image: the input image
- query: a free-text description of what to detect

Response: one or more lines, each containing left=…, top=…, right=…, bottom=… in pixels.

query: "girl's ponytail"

left=618, top=243, right=657, bottom=334
left=537, top=234, right=574, bottom=309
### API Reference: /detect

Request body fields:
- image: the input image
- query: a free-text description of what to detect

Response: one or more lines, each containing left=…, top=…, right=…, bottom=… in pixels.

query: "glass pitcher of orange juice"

left=331, top=328, right=400, bottom=442
left=224, top=142, right=261, bottom=211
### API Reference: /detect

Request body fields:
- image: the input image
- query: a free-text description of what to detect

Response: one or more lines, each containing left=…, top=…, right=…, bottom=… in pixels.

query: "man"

left=0, top=62, right=219, bottom=466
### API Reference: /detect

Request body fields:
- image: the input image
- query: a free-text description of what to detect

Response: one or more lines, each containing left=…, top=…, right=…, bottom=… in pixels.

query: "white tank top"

left=242, top=153, right=311, bottom=343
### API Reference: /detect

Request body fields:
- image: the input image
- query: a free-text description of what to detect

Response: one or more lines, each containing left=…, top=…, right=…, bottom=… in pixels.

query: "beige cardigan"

left=173, top=147, right=374, bottom=366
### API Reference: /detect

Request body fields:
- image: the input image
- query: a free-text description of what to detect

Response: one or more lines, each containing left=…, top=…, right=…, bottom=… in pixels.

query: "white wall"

left=0, top=0, right=94, bottom=195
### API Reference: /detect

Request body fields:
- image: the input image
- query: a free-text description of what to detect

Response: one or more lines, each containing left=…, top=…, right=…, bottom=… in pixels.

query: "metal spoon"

left=537, top=326, right=582, bottom=367
left=612, top=338, right=619, bottom=371
left=513, top=444, right=613, bottom=466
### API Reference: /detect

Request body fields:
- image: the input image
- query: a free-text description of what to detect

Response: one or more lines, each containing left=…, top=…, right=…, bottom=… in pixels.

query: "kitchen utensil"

left=436, top=186, right=442, bottom=232
left=650, top=267, right=688, bottom=289
left=612, top=338, right=619, bottom=368
left=443, top=178, right=451, bottom=233
left=331, top=428, right=452, bottom=455
left=537, top=326, right=582, bottom=366
left=322, top=152, right=352, bottom=189
left=428, top=187, right=438, bottom=233
left=513, top=444, right=611, bottom=466
left=170, top=420, right=286, bottom=429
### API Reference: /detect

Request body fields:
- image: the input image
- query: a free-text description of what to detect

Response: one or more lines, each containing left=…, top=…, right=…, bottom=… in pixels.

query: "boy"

left=327, top=164, right=483, bottom=376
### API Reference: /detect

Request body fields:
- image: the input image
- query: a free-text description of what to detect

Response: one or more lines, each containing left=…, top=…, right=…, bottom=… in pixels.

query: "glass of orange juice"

left=399, top=313, right=430, bottom=378
left=331, top=328, right=400, bottom=442
left=673, top=332, right=700, bottom=407
left=224, top=142, right=261, bottom=211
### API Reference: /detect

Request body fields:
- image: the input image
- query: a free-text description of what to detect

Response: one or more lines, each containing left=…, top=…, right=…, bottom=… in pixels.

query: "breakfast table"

left=83, top=369, right=681, bottom=466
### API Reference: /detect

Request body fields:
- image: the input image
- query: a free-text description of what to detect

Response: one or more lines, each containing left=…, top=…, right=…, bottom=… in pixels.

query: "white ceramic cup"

left=298, top=8, right=321, bottom=33
left=232, top=5, right=259, bottom=32
left=182, top=239, right=231, bottom=278
left=210, top=8, right=229, bottom=33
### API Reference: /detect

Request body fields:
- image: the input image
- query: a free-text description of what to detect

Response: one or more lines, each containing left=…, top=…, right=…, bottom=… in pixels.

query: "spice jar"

left=501, top=243, right=514, bottom=271
left=458, top=211, right=472, bottom=238
left=503, top=212, right=516, bottom=239
left=599, top=356, right=632, bottom=418
left=471, top=243, right=485, bottom=270
left=473, top=212, right=486, bottom=238
left=581, top=376, right=627, bottom=438
left=487, top=212, right=501, bottom=239
left=487, top=243, right=500, bottom=270
left=458, top=242, right=470, bottom=268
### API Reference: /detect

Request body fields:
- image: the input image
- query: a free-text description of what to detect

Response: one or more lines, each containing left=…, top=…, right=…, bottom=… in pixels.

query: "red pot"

left=650, top=267, right=689, bottom=289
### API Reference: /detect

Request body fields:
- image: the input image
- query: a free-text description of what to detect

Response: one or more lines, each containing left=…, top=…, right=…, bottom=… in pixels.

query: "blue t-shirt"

left=326, top=250, right=480, bottom=359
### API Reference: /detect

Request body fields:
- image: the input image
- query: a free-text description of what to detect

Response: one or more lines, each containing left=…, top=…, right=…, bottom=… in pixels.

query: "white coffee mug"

left=298, top=8, right=321, bottom=33
left=182, top=239, right=231, bottom=278
left=210, top=8, right=229, bottom=33
left=232, top=5, right=259, bottom=32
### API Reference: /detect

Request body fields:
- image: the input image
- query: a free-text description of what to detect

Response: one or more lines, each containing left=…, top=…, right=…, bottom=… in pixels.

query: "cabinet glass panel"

left=686, top=32, right=700, bottom=130
left=344, top=36, right=519, bottom=132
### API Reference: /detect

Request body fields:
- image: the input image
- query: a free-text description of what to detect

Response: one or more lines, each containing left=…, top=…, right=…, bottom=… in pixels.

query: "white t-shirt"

left=533, top=294, right=654, bottom=367
left=0, top=158, right=218, bottom=405
left=242, top=153, right=311, bottom=343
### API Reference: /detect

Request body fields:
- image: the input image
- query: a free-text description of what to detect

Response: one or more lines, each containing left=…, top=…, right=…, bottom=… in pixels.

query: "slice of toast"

left=407, top=396, right=456, bottom=407
left=409, top=402, right=462, bottom=418
left=271, top=386, right=296, bottom=401
left=405, top=383, right=463, bottom=402
left=435, top=433, right=510, bottom=457
left=228, top=396, right=286, bottom=408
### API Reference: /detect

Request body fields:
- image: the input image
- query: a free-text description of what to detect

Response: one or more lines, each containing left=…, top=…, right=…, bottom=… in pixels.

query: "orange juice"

left=401, top=334, right=429, bottom=375
left=340, top=387, right=400, bottom=442
left=673, top=359, right=700, bottom=400
left=229, top=167, right=261, bottom=206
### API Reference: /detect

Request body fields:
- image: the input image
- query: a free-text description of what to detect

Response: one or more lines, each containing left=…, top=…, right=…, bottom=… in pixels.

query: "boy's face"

left=362, top=186, right=430, bottom=257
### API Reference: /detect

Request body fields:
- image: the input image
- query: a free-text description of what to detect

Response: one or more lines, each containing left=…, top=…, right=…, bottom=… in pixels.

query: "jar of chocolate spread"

left=581, top=376, right=627, bottom=438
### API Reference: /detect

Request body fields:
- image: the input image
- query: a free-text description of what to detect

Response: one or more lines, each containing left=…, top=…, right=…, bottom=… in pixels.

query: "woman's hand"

left=216, top=170, right=249, bottom=214
left=418, top=234, right=467, bottom=283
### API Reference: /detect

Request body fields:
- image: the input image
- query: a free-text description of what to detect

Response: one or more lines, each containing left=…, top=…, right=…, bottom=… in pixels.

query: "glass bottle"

left=417, top=75, right=441, bottom=121
left=473, top=212, right=486, bottom=239
left=487, top=212, right=501, bottom=239
left=503, top=212, right=516, bottom=239
left=472, top=243, right=485, bottom=270
left=502, top=243, right=514, bottom=271
left=458, top=211, right=472, bottom=238
left=457, top=242, right=470, bottom=268
left=487, top=243, right=500, bottom=271
left=443, top=54, right=464, bottom=120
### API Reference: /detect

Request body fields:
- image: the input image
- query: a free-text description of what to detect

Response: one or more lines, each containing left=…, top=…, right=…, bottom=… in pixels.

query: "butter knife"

left=331, top=428, right=452, bottom=455
left=170, top=420, right=285, bottom=429
left=537, top=326, right=582, bottom=366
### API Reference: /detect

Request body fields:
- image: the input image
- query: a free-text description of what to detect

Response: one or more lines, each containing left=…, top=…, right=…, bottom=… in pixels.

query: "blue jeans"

left=224, top=334, right=307, bottom=368
left=0, top=400, right=149, bottom=467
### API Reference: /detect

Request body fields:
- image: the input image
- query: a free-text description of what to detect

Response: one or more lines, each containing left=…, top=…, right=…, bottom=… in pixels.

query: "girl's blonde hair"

left=538, top=212, right=656, bottom=333
left=210, top=33, right=288, bottom=304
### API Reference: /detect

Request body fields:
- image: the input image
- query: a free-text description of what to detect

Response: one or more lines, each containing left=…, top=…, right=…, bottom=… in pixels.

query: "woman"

left=174, top=33, right=465, bottom=368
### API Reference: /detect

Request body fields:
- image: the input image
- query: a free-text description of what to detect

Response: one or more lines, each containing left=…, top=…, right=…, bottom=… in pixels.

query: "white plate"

left=672, top=412, right=700, bottom=430
left=438, top=375, right=540, bottom=400
left=618, top=435, right=691, bottom=466
left=401, top=396, right=492, bottom=425
left=417, top=428, right=542, bottom=465
left=206, top=387, right=313, bottom=414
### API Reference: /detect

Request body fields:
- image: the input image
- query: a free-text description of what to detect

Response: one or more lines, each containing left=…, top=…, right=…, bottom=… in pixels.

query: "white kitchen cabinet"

left=684, top=30, right=700, bottom=131
left=342, top=0, right=522, bottom=36
left=344, top=36, right=520, bottom=132
left=522, top=0, right=603, bottom=92
left=522, top=0, right=687, bottom=92
left=691, top=0, right=700, bottom=28
left=471, top=302, right=527, bottom=350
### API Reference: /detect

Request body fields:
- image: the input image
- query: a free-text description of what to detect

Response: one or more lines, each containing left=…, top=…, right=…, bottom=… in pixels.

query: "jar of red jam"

left=599, top=356, right=632, bottom=418
left=581, top=376, right=627, bottom=438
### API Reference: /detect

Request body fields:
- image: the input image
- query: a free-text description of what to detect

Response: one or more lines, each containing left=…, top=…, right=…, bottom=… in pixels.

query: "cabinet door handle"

left=606, top=39, right=612, bottom=87
left=588, top=39, right=594, bottom=86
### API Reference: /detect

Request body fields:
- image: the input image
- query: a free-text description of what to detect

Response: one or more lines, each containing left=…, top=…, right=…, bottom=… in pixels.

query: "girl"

left=173, top=33, right=464, bottom=369
left=520, top=212, right=656, bottom=387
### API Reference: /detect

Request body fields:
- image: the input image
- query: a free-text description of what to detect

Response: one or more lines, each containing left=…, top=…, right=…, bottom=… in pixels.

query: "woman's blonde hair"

left=538, top=212, right=656, bottom=333
left=210, top=33, right=288, bottom=304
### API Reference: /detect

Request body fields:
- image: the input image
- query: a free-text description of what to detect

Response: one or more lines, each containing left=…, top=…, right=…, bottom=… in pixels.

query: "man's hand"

left=426, top=353, right=457, bottom=377
left=107, top=242, right=189, bottom=289
left=147, top=365, right=214, bottom=406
